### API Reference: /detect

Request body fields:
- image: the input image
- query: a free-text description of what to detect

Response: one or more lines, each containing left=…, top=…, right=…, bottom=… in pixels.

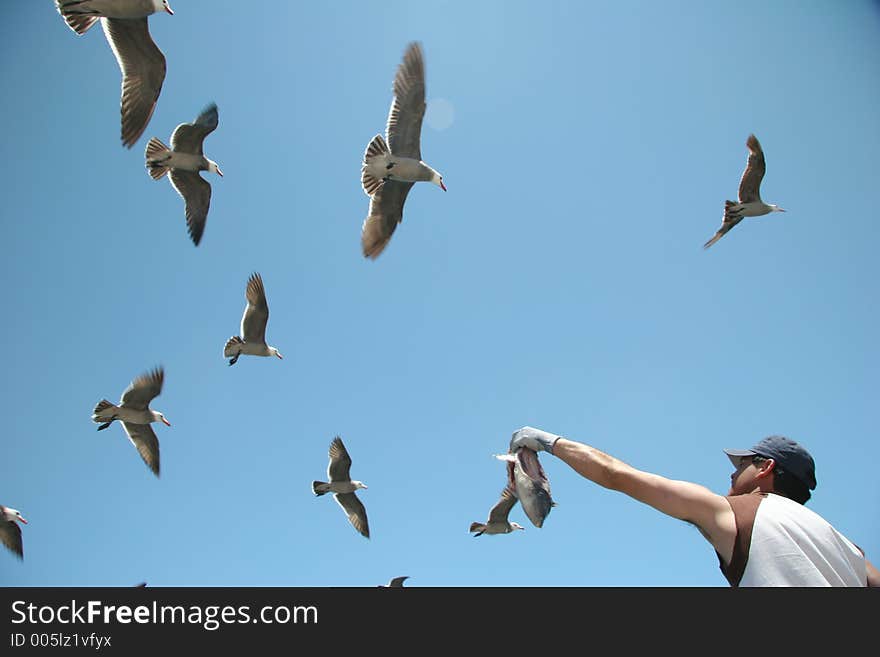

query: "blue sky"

left=2, top=1, right=878, bottom=587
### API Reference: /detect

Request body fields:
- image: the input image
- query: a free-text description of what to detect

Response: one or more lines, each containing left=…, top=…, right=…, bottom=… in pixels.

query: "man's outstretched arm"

left=510, top=427, right=737, bottom=563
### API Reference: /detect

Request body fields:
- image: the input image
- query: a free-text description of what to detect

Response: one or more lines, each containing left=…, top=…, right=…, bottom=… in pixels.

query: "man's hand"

left=509, top=426, right=561, bottom=455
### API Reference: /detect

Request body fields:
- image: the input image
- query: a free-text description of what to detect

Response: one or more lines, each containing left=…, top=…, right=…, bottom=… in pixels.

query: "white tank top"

left=731, top=493, right=866, bottom=587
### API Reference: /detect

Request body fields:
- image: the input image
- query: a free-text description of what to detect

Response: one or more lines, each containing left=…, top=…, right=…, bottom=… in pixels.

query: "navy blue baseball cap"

left=724, top=435, right=817, bottom=490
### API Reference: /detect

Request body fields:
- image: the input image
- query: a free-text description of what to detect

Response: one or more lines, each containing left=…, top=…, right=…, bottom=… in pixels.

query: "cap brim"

left=723, top=448, right=756, bottom=467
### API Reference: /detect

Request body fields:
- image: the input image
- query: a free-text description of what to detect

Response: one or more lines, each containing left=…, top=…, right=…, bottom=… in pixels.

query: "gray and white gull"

left=224, top=272, right=283, bottom=366
left=379, top=576, right=410, bottom=588
left=55, top=0, right=173, bottom=148
left=704, top=134, right=786, bottom=249
left=91, top=366, right=170, bottom=477
left=312, top=436, right=370, bottom=539
left=496, top=447, right=556, bottom=529
left=146, top=103, right=223, bottom=246
left=360, top=42, right=446, bottom=259
left=0, top=505, right=27, bottom=560
left=469, top=488, right=524, bottom=536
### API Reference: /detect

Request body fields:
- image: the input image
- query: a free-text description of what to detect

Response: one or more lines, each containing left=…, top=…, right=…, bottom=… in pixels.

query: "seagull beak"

left=165, top=6, right=174, bottom=15
left=275, top=352, right=284, bottom=359
left=216, top=168, right=224, bottom=177
left=440, top=181, right=447, bottom=192
left=18, top=516, right=27, bottom=525
left=162, top=418, right=171, bottom=427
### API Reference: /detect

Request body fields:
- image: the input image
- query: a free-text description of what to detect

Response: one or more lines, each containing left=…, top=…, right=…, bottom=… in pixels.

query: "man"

left=509, top=427, right=879, bottom=587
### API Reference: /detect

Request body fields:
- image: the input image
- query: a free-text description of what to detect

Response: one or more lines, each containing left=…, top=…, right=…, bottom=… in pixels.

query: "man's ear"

left=755, top=458, right=776, bottom=480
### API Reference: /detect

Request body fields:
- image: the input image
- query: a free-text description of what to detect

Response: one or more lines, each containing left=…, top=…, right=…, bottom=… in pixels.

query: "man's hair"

left=753, top=455, right=811, bottom=504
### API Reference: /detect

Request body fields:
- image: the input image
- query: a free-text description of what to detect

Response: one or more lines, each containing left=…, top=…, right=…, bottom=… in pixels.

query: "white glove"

left=509, top=426, right=561, bottom=455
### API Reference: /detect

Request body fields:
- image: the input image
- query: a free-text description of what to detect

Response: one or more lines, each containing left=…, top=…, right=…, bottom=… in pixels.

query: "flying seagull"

left=91, top=366, right=170, bottom=477
left=312, top=436, right=370, bottom=538
left=54, top=0, right=173, bottom=148
left=704, top=134, right=786, bottom=249
left=360, top=42, right=446, bottom=259
left=469, top=488, right=524, bottom=537
left=224, top=272, right=283, bottom=366
left=0, top=505, right=27, bottom=560
left=379, top=576, right=410, bottom=588
left=146, top=103, right=223, bottom=246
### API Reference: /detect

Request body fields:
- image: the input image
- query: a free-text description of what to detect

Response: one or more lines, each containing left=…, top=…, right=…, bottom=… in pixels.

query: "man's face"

left=728, top=455, right=761, bottom=495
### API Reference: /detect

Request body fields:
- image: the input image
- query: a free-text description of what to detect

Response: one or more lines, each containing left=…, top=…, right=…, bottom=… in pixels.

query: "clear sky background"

left=2, top=1, right=878, bottom=587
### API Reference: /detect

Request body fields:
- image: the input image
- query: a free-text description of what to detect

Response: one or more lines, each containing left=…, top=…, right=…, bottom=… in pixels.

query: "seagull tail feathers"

left=145, top=138, right=172, bottom=180
left=469, top=522, right=486, bottom=536
left=91, top=399, right=116, bottom=422
left=223, top=336, right=244, bottom=358
left=54, top=2, right=100, bottom=35
left=724, top=200, right=747, bottom=223
left=312, top=481, right=332, bottom=496
left=361, top=134, right=390, bottom=196
left=704, top=202, right=740, bottom=249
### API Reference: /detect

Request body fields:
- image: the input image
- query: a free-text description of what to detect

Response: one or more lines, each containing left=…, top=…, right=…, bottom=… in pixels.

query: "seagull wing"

left=487, top=487, right=518, bottom=525
left=102, top=17, right=166, bottom=149
left=0, top=519, right=23, bottom=559
left=169, top=170, right=211, bottom=246
left=361, top=180, right=414, bottom=259
left=703, top=216, right=742, bottom=249
left=387, top=576, right=409, bottom=587
left=386, top=42, right=426, bottom=159
left=171, top=103, right=219, bottom=155
left=737, top=134, right=766, bottom=204
left=120, top=367, right=164, bottom=410
left=121, top=421, right=160, bottom=477
left=334, top=492, right=370, bottom=538
left=327, top=436, right=353, bottom=482
left=240, top=272, right=269, bottom=344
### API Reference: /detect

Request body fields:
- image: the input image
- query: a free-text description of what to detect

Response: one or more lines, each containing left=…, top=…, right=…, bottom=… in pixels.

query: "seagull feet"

left=96, top=420, right=113, bottom=431
left=228, top=355, right=239, bottom=366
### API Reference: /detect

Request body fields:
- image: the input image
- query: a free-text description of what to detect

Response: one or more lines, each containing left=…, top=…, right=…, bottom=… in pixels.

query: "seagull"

left=361, top=42, right=446, bottom=259
left=379, top=576, right=410, bottom=588
left=146, top=103, right=223, bottom=246
left=54, top=0, right=173, bottom=148
left=223, top=272, right=283, bottom=366
left=312, top=436, right=370, bottom=538
left=91, top=366, right=170, bottom=477
left=496, top=448, right=556, bottom=529
left=704, top=134, right=786, bottom=249
left=0, top=505, right=27, bottom=560
left=469, top=488, right=524, bottom=537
